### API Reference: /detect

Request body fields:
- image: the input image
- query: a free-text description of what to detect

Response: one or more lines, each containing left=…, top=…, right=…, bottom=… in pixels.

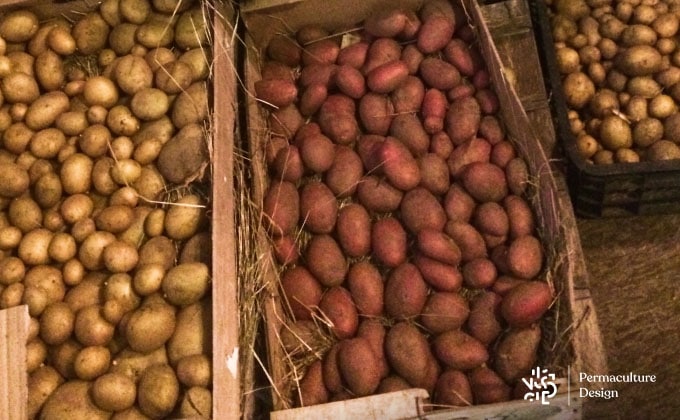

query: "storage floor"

left=578, top=214, right=680, bottom=419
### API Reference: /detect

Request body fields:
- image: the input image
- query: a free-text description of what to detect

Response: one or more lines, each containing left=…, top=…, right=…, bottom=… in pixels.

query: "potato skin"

left=420, top=291, right=469, bottom=334
left=336, top=203, right=371, bottom=258
left=371, top=217, right=408, bottom=268
left=338, top=337, right=382, bottom=396
left=385, top=322, right=436, bottom=389
left=305, top=234, right=347, bottom=287
left=299, top=181, right=338, bottom=234
left=501, top=280, right=552, bottom=327
left=434, top=369, right=473, bottom=407
left=263, top=180, right=299, bottom=237
left=384, top=263, right=429, bottom=319
left=319, top=286, right=359, bottom=339
left=466, top=291, right=504, bottom=345
left=137, top=364, right=180, bottom=419
left=347, top=261, right=384, bottom=317
left=432, top=330, right=489, bottom=370
left=494, top=325, right=542, bottom=384
left=280, top=266, right=323, bottom=321
left=506, top=235, right=544, bottom=279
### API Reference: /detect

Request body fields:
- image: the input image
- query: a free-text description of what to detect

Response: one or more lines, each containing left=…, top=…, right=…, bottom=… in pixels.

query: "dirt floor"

left=577, top=214, right=680, bottom=419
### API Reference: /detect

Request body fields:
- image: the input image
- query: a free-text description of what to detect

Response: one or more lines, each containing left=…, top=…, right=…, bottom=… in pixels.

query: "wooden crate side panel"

left=211, top=2, right=240, bottom=419
left=0, top=305, right=29, bottom=420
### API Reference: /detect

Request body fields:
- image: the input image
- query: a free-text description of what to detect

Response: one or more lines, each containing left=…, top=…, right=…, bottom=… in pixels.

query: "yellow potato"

left=0, top=10, right=39, bottom=43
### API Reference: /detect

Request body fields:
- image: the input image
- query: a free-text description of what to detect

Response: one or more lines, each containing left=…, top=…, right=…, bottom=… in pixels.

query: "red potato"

left=294, top=122, right=322, bottom=143
left=319, top=286, right=359, bottom=339
left=475, top=88, right=500, bottom=115
left=473, top=202, right=510, bottom=238
left=434, top=370, right=473, bottom=407
left=267, top=34, right=302, bottom=67
left=444, top=38, right=479, bottom=77
left=384, top=263, right=429, bottom=319
left=297, top=132, right=335, bottom=173
left=299, top=83, right=328, bottom=117
left=506, top=157, right=530, bottom=197
left=299, top=63, right=337, bottom=88
left=401, top=43, right=424, bottom=75
left=261, top=61, right=296, bottom=81
left=280, top=266, right=323, bottom=321
left=305, top=234, right=347, bottom=287
left=493, top=275, right=528, bottom=296
left=371, top=217, right=408, bottom=268
left=466, top=291, right=504, bottom=345
left=317, top=95, right=361, bottom=145
left=299, top=181, right=338, bottom=234
left=413, top=253, right=463, bottom=292
left=359, top=93, right=394, bottom=135
left=491, top=140, right=517, bottom=168
left=444, top=183, right=476, bottom=223
left=501, top=280, right=553, bottom=327
left=469, top=366, right=512, bottom=404
left=432, top=330, right=488, bottom=371
left=356, top=320, right=390, bottom=379
left=400, top=187, right=447, bottom=234
left=356, top=175, right=404, bottom=213
left=430, top=131, right=454, bottom=159
left=337, top=337, right=382, bottom=396
left=494, top=325, right=542, bottom=384
left=417, top=15, right=455, bottom=54
left=473, top=69, right=491, bottom=90
left=377, top=376, right=411, bottom=394
left=347, top=261, right=384, bottom=317
left=420, top=291, right=469, bottom=334
left=504, top=195, right=536, bottom=239
left=356, top=134, right=385, bottom=172
left=296, top=25, right=330, bottom=45
left=391, top=76, right=425, bottom=113
left=363, top=38, right=402, bottom=74
left=447, top=137, right=492, bottom=179
left=422, top=89, right=448, bottom=134
left=271, top=145, right=304, bottom=183
left=263, top=180, right=299, bottom=237
left=506, top=235, right=544, bottom=279
left=446, top=96, right=482, bottom=145
left=335, top=65, right=366, bottom=99
left=337, top=41, right=369, bottom=69
left=297, top=361, right=329, bottom=407
left=302, top=39, right=340, bottom=66
left=419, top=57, right=461, bottom=90
left=322, top=344, right=343, bottom=394
left=376, top=136, right=421, bottom=191
left=269, top=104, right=303, bottom=140
left=400, top=10, right=421, bottom=40
left=325, top=145, right=364, bottom=197
left=418, top=153, right=450, bottom=195
left=416, top=228, right=462, bottom=266
left=366, top=60, right=410, bottom=93
left=462, top=257, right=498, bottom=289
left=271, top=235, right=299, bottom=266
left=444, top=221, right=487, bottom=262
left=364, top=8, right=408, bottom=38
left=448, top=81, right=476, bottom=101
left=478, top=114, right=506, bottom=145
left=389, top=113, right=430, bottom=157
left=336, top=203, right=372, bottom=258
left=254, top=78, right=298, bottom=108
left=385, top=322, right=435, bottom=389
left=461, top=162, right=508, bottom=202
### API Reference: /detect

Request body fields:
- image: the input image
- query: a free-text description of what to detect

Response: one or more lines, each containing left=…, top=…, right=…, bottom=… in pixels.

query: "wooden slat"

left=271, top=389, right=429, bottom=420
left=211, top=1, right=240, bottom=419
left=0, top=305, right=29, bottom=420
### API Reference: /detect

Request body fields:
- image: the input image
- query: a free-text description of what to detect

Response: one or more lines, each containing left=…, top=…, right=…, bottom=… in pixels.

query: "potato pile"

left=548, top=0, right=680, bottom=163
left=256, top=1, right=554, bottom=408
left=0, top=0, right=212, bottom=418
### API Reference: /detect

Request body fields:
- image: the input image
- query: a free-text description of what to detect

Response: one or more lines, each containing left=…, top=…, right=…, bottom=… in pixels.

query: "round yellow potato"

left=83, top=76, right=120, bottom=108
left=125, top=297, right=177, bottom=353
left=0, top=161, right=29, bottom=198
left=1, top=72, right=40, bottom=104
left=74, top=345, right=111, bottom=380
left=130, top=87, right=170, bottom=120
left=162, top=262, right=210, bottom=306
left=92, top=372, right=137, bottom=412
left=137, top=363, right=180, bottom=419
left=40, top=301, right=75, bottom=346
left=60, top=153, right=94, bottom=195
left=40, top=380, right=111, bottom=420
left=0, top=10, right=39, bottom=43
left=164, top=194, right=207, bottom=240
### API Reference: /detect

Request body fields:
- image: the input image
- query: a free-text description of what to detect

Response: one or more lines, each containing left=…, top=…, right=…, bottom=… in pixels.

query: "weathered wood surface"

left=0, top=306, right=29, bottom=420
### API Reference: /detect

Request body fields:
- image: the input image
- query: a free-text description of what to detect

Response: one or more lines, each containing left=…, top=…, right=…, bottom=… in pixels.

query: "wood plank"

left=0, top=305, right=29, bottom=420
left=270, top=389, right=429, bottom=420
left=211, top=1, right=240, bottom=419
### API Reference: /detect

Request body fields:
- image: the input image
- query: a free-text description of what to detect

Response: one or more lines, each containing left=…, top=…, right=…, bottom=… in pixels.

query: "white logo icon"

left=522, top=366, right=558, bottom=405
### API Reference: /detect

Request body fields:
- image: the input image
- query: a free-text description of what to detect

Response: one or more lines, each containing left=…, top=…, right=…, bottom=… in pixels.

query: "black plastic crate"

left=530, top=0, right=680, bottom=218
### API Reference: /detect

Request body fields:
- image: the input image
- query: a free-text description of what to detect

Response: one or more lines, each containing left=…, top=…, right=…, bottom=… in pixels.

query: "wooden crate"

left=0, top=1, right=240, bottom=419
left=242, top=0, right=608, bottom=418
